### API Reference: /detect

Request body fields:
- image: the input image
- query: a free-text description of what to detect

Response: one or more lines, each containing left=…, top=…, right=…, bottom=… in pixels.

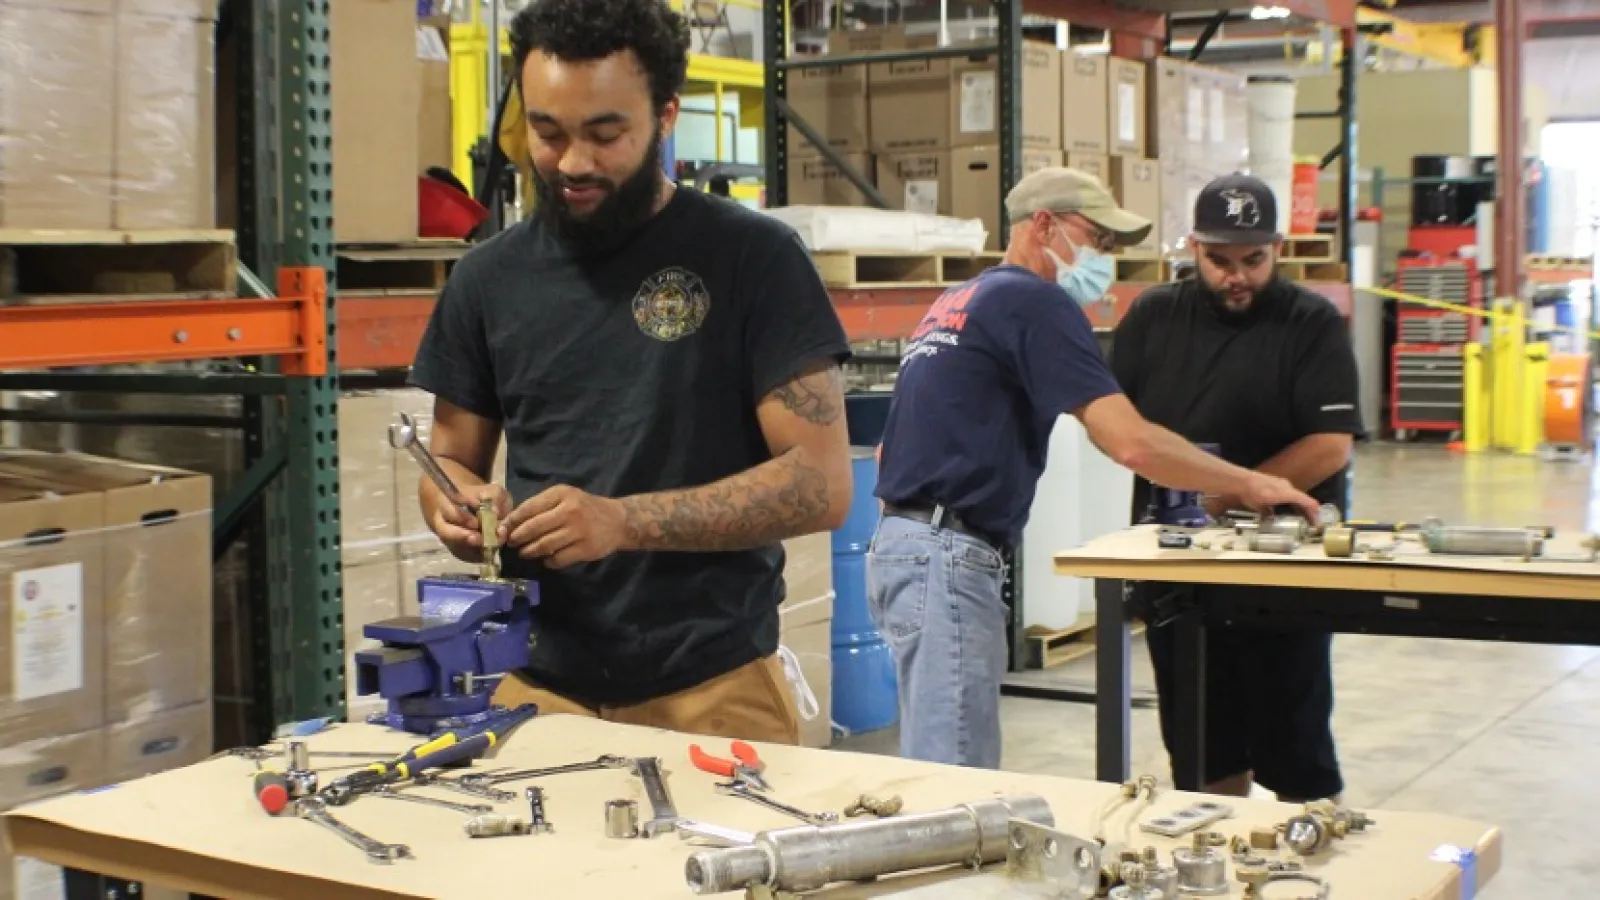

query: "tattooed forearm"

left=618, top=451, right=831, bottom=552
left=771, top=366, right=844, bottom=426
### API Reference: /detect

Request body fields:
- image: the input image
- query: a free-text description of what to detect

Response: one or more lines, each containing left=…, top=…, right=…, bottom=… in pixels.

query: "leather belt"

left=882, top=502, right=1007, bottom=553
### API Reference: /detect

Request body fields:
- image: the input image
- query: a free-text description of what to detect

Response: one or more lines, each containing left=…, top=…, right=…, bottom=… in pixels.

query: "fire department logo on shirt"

left=632, top=267, right=711, bottom=342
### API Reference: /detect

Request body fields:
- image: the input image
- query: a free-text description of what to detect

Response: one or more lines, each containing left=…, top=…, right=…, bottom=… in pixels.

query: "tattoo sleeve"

left=617, top=366, right=845, bottom=552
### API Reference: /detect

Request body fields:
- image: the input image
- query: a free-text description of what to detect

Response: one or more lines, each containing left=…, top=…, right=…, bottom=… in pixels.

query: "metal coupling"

left=605, top=799, right=640, bottom=839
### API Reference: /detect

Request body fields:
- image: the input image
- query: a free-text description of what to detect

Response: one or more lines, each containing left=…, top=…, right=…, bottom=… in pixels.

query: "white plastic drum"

left=1247, top=76, right=1298, bottom=234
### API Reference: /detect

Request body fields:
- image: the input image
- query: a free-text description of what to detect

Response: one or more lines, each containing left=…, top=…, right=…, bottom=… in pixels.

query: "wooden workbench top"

left=4, top=715, right=1498, bottom=899
left=1055, top=524, right=1600, bottom=601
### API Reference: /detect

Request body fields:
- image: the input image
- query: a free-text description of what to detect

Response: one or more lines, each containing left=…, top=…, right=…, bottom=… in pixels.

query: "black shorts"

left=1143, top=585, right=1344, bottom=800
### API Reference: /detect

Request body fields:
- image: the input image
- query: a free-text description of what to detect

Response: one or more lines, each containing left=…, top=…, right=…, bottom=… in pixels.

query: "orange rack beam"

left=0, top=266, right=328, bottom=374
left=336, top=292, right=437, bottom=371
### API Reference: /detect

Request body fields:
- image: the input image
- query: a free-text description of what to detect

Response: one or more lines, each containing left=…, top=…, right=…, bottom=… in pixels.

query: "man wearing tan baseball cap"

left=867, top=167, right=1321, bottom=769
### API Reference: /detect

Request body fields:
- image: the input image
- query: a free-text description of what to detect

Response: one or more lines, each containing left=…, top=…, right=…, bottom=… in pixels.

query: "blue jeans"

left=865, top=512, right=1009, bottom=768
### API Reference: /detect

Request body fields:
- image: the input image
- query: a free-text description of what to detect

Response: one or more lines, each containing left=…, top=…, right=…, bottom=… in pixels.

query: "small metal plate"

left=1139, top=801, right=1233, bottom=838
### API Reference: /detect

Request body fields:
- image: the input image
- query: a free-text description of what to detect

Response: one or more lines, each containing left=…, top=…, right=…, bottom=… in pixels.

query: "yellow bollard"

left=1489, top=300, right=1526, bottom=451
left=1462, top=342, right=1488, bottom=452
left=1518, top=342, right=1550, bottom=456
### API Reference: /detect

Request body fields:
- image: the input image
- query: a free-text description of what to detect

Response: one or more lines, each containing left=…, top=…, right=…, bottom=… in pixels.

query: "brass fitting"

left=1249, top=826, right=1280, bottom=850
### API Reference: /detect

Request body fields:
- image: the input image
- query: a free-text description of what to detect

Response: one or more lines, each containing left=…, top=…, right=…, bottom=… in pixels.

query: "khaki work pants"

left=490, top=654, right=802, bottom=745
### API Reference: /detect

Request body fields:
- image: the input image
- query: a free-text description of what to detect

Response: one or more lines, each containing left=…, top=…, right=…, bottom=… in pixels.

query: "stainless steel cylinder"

left=286, top=741, right=310, bottom=772
left=605, top=799, right=639, bottom=839
left=1172, top=848, right=1228, bottom=895
left=1420, top=518, right=1543, bottom=557
left=1247, top=532, right=1299, bottom=554
left=1258, top=516, right=1310, bottom=541
left=684, top=794, right=1054, bottom=895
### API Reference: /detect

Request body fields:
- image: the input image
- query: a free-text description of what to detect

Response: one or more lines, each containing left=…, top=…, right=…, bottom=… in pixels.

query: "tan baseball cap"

left=1004, top=167, right=1153, bottom=247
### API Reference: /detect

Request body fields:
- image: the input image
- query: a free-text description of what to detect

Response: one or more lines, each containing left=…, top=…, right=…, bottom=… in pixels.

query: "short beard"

left=533, top=126, right=665, bottom=257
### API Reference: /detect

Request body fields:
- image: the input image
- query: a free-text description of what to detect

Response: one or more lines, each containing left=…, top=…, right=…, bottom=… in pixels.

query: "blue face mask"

left=1046, top=244, right=1116, bottom=306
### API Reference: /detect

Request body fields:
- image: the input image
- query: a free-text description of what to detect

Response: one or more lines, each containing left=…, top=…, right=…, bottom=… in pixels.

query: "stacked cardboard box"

left=0, top=0, right=218, bottom=230
left=778, top=532, right=834, bottom=749
left=0, top=452, right=212, bottom=900
left=1146, top=57, right=1250, bottom=257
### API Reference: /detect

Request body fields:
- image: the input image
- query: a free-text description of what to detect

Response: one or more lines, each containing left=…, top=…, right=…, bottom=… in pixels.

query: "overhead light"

left=1250, top=5, right=1292, bottom=19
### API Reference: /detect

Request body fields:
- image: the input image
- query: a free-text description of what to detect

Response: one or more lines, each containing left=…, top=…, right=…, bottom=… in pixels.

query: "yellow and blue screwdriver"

left=322, top=704, right=538, bottom=804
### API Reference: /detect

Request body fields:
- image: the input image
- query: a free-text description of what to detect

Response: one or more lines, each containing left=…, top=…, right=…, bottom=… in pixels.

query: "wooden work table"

left=1053, top=524, right=1600, bottom=787
left=4, top=715, right=1498, bottom=899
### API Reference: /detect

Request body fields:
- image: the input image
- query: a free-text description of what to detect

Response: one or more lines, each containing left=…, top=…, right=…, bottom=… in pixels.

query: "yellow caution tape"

left=1357, top=285, right=1600, bottom=341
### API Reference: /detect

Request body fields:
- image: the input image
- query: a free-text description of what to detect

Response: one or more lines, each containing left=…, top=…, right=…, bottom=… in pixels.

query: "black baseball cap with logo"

left=1191, top=173, right=1281, bottom=246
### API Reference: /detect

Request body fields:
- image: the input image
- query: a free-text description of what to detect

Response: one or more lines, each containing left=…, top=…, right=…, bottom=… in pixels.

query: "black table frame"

left=1092, top=575, right=1600, bottom=787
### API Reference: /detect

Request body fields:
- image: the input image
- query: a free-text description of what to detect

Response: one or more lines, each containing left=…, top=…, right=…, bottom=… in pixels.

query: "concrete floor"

left=837, top=442, right=1600, bottom=898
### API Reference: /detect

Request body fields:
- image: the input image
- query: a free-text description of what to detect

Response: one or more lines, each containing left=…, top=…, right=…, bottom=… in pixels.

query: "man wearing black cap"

left=870, top=168, right=1323, bottom=769
left=1111, top=173, right=1364, bottom=801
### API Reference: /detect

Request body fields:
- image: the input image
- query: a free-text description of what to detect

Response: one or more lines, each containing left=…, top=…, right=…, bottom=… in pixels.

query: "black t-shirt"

left=408, top=188, right=852, bottom=705
left=1109, top=277, right=1365, bottom=522
left=875, top=265, right=1122, bottom=546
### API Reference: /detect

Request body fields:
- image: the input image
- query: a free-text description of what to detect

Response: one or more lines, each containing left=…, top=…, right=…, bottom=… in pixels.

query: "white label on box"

left=12, top=562, right=84, bottom=702
left=959, top=70, right=997, bottom=134
left=1186, top=87, right=1205, bottom=143
left=904, top=180, right=939, bottom=215
left=1209, top=87, right=1225, bottom=143
left=15, top=857, right=66, bottom=900
left=1118, top=82, right=1138, bottom=144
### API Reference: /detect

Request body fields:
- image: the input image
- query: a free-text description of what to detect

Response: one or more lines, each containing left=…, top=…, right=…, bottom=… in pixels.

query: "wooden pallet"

left=0, top=228, right=236, bottom=303
left=1279, top=261, right=1348, bottom=282
left=1280, top=233, right=1334, bottom=262
left=336, top=240, right=472, bottom=291
left=810, top=251, right=1004, bottom=288
left=1025, top=619, right=1147, bottom=669
left=1527, top=254, right=1592, bottom=271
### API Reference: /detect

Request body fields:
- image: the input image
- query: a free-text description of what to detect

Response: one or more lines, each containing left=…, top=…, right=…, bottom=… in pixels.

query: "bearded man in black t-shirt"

left=407, top=0, right=853, bottom=744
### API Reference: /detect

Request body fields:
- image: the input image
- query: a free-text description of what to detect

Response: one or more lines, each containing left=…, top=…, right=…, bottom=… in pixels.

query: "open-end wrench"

left=411, top=771, right=516, bottom=803
left=388, top=412, right=474, bottom=514
left=367, top=785, right=492, bottom=815
left=295, top=797, right=413, bottom=863
left=715, top=781, right=839, bottom=826
left=677, top=819, right=755, bottom=847
left=459, top=754, right=632, bottom=788
left=633, top=756, right=682, bottom=838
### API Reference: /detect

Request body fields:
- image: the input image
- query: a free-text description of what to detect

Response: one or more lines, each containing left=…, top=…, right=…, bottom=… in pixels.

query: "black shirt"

left=1109, top=277, right=1364, bottom=520
left=408, top=188, right=852, bottom=705
left=875, top=266, right=1121, bottom=546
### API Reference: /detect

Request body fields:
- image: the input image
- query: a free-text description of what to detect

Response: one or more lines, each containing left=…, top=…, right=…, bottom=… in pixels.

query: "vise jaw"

left=354, top=574, right=539, bottom=735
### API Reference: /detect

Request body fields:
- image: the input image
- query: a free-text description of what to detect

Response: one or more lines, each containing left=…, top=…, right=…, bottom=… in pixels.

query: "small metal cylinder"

left=1258, top=515, right=1310, bottom=541
left=1246, top=532, right=1299, bottom=554
left=464, top=814, right=530, bottom=838
left=1420, top=518, right=1543, bottom=558
left=1322, top=525, right=1355, bottom=558
left=285, top=741, right=310, bottom=772
left=1172, top=847, right=1228, bottom=895
left=1249, top=826, right=1280, bottom=850
left=606, top=799, right=639, bottom=839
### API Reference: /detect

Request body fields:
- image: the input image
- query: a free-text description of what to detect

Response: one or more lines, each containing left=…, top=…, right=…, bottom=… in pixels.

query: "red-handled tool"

left=689, top=740, right=771, bottom=792
left=253, top=769, right=292, bottom=815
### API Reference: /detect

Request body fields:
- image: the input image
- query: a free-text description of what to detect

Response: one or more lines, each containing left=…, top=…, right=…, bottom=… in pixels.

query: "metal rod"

left=774, top=43, right=999, bottom=71
left=1295, top=110, right=1342, bottom=120
left=0, top=373, right=289, bottom=395
left=0, top=409, right=244, bottom=428
left=1495, top=0, right=1526, bottom=300
left=762, top=0, right=788, bottom=207
left=1339, top=28, right=1359, bottom=275
left=775, top=97, right=889, bottom=208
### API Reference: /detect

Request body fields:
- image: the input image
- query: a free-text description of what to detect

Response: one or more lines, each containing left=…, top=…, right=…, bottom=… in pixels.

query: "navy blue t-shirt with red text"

left=874, top=265, right=1122, bottom=545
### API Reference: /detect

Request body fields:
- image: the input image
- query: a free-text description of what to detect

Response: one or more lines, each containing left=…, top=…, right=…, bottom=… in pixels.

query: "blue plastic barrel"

left=829, top=447, right=899, bottom=736
left=1555, top=298, right=1577, bottom=331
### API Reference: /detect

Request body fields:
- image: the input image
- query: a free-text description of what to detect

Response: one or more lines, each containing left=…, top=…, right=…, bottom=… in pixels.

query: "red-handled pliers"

left=689, top=740, right=772, bottom=792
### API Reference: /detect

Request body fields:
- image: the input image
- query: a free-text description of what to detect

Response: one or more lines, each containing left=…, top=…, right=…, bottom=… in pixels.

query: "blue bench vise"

left=354, top=574, right=540, bottom=735
left=1141, top=442, right=1220, bottom=529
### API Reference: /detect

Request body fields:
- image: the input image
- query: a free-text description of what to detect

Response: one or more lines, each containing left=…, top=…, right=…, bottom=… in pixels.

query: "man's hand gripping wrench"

left=388, top=412, right=501, bottom=580
left=295, top=796, right=412, bottom=864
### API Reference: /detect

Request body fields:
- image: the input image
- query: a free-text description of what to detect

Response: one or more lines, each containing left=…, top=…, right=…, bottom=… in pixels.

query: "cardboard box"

left=0, top=476, right=107, bottom=745
left=331, top=0, right=420, bottom=242
left=786, top=153, right=876, bottom=207
left=1107, top=57, right=1146, bottom=158
left=779, top=613, right=833, bottom=749
left=875, top=151, right=951, bottom=216
left=950, top=42, right=1061, bottom=150
left=0, top=452, right=213, bottom=723
left=104, top=701, right=212, bottom=785
left=1064, top=152, right=1110, bottom=184
left=786, top=63, right=870, bottom=158
left=1109, top=156, right=1162, bottom=255
left=0, top=728, right=106, bottom=811
left=1060, top=52, right=1108, bottom=155
left=1145, top=57, right=1190, bottom=160
left=113, top=0, right=218, bottom=229
left=951, top=146, right=1064, bottom=251
left=868, top=50, right=950, bottom=154
left=0, top=1, right=116, bottom=229
left=418, top=25, right=453, bottom=173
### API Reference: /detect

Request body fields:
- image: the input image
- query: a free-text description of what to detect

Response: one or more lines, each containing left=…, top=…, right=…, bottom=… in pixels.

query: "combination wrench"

left=458, top=754, right=632, bottom=788
left=633, top=756, right=683, bottom=838
left=295, top=797, right=412, bottom=863
left=411, top=770, right=516, bottom=803
left=715, top=781, right=839, bottom=826
left=366, top=785, right=492, bottom=815
left=388, top=413, right=473, bottom=513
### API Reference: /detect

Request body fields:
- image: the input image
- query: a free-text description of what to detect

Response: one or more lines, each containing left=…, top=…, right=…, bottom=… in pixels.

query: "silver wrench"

left=388, top=412, right=474, bottom=514
left=411, top=771, right=516, bottom=803
left=632, top=756, right=681, bottom=838
left=677, top=819, right=755, bottom=847
left=295, top=796, right=412, bottom=863
left=461, top=754, right=632, bottom=788
left=715, top=781, right=839, bottom=826
left=367, top=785, right=492, bottom=814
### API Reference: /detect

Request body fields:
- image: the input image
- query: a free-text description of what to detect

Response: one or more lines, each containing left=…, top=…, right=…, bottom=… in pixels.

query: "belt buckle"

left=929, top=504, right=947, bottom=529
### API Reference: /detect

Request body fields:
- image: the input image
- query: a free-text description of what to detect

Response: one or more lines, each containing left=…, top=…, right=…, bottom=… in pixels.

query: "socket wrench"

left=715, top=781, right=838, bottom=826
left=295, top=796, right=412, bottom=863
left=389, top=412, right=474, bottom=514
left=632, top=756, right=682, bottom=837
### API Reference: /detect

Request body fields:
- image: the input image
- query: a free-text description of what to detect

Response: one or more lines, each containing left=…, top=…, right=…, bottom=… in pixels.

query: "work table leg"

left=1171, top=608, right=1207, bottom=791
left=1095, top=577, right=1132, bottom=782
